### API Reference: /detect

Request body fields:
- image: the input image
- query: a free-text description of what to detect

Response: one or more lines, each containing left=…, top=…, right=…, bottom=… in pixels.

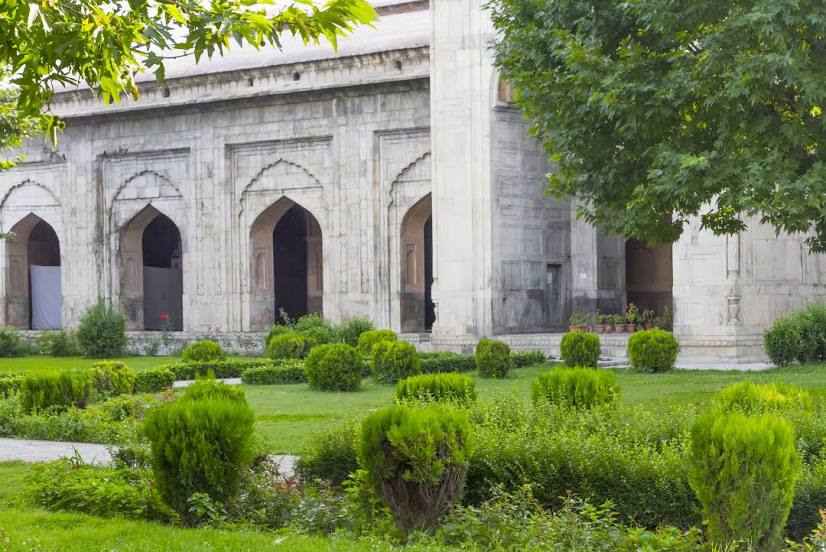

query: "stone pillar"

left=569, top=204, right=625, bottom=315
left=429, top=0, right=496, bottom=340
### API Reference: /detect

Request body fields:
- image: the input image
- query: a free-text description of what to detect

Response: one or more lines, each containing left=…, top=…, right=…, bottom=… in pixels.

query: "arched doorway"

left=625, top=239, right=673, bottom=323
left=400, top=194, right=434, bottom=332
left=250, top=199, right=322, bottom=328
left=120, top=206, right=183, bottom=331
left=6, top=214, right=61, bottom=329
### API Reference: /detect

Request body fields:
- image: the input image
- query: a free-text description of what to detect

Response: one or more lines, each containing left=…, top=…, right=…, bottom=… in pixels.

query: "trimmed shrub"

left=764, top=315, right=804, bottom=367
left=560, top=331, right=600, bottom=368
left=0, top=327, right=25, bottom=357
left=181, top=339, right=226, bottom=362
left=372, top=340, right=421, bottom=384
left=143, top=396, right=256, bottom=523
left=296, top=420, right=359, bottom=486
left=241, top=361, right=306, bottom=385
left=357, top=329, right=397, bottom=356
left=37, top=329, right=80, bottom=357
left=20, top=370, right=92, bottom=413
left=475, top=338, right=512, bottom=379
left=510, top=350, right=547, bottom=368
left=134, top=367, right=175, bottom=393
left=627, top=329, right=679, bottom=373
left=27, top=458, right=174, bottom=522
left=531, top=367, right=619, bottom=409
left=395, top=373, right=476, bottom=406
left=0, top=373, right=22, bottom=397
left=419, top=352, right=477, bottom=374
left=180, top=379, right=246, bottom=403
left=266, top=332, right=308, bottom=360
left=358, top=405, right=472, bottom=534
left=335, top=317, right=374, bottom=347
left=162, top=358, right=269, bottom=380
left=76, top=301, right=127, bottom=358
left=305, top=343, right=363, bottom=391
left=797, top=303, right=826, bottom=362
left=714, top=381, right=812, bottom=415
left=265, top=324, right=292, bottom=349
left=90, top=361, right=135, bottom=399
left=689, top=411, right=800, bottom=550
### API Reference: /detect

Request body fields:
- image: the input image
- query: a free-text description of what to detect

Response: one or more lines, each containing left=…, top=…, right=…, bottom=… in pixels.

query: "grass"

left=0, top=356, right=173, bottom=374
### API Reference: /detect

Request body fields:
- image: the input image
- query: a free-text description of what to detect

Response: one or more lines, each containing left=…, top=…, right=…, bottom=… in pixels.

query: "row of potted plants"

left=568, top=304, right=672, bottom=333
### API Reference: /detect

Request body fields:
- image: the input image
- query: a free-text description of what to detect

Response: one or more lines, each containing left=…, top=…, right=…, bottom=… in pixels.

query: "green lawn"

left=0, top=356, right=174, bottom=374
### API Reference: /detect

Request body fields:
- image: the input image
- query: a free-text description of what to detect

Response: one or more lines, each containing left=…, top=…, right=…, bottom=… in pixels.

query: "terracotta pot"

left=592, top=324, right=606, bottom=334
left=644, top=322, right=654, bottom=330
left=627, top=323, right=637, bottom=332
left=614, top=324, right=625, bottom=333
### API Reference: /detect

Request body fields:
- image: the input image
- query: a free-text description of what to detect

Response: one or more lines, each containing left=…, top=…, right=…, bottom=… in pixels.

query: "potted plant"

left=662, top=305, right=673, bottom=331
left=625, top=303, right=639, bottom=332
left=568, top=313, right=586, bottom=332
left=642, top=309, right=655, bottom=330
left=612, top=313, right=625, bottom=333
left=592, top=312, right=606, bottom=334
left=653, top=316, right=664, bottom=329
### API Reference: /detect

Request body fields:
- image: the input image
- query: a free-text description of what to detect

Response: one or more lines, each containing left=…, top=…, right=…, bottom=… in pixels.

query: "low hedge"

left=419, top=352, right=477, bottom=374
left=159, top=359, right=271, bottom=380
left=21, top=370, right=92, bottom=413
left=395, top=373, right=477, bottom=406
left=240, top=362, right=307, bottom=385
left=531, top=367, right=619, bottom=409
left=511, top=350, right=547, bottom=368
left=134, top=367, right=176, bottom=393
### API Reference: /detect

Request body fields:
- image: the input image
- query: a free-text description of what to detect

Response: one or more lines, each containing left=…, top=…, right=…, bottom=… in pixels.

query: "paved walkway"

left=172, top=377, right=242, bottom=389
left=0, top=437, right=298, bottom=474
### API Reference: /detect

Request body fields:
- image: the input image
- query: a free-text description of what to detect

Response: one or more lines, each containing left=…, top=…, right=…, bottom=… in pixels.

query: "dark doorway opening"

left=424, top=216, right=435, bottom=331
left=27, top=220, right=61, bottom=329
left=141, top=214, right=183, bottom=331
left=625, top=239, right=673, bottom=323
left=274, top=205, right=309, bottom=322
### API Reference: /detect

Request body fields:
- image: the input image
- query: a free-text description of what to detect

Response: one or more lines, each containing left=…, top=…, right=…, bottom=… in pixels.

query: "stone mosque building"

left=1, top=0, right=824, bottom=362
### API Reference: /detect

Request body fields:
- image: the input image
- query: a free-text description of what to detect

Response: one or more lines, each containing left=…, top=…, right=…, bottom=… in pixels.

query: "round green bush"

left=134, top=367, right=176, bottom=393
left=335, top=317, right=375, bottom=347
left=357, top=329, right=397, bottom=356
left=475, top=338, right=512, bottom=378
left=395, top=373, right=476, bottom=406
left=358, top=404, right=472, bottom=534
left=143, top=396, right=256, bottom=524
left=305, top=343, right=363, bottom=391
left=714, top=381, right=812, bottom=415
left=264, top=325, right=291, bottom=349
left=0, top=327, right=25, bottom=357
left=764, top=315, right=803, bottom=367
left=560, top=331, right=600, bottom=368
left=531, top=367, right=618, bottom=409
left=689, top=411, right=800, bottom=550
left=266, top=332, right=308, bottom=359
left=181, top=339, right=226, bottom=362
left=294, top=314, right=335, bottom=348
left=627, top=329, right=679, bottom=373
left=90, top=360, right=135, bottom=399
left=371, top=340, right=421, bottom=384
left=76, top=301, right=127, bottom=358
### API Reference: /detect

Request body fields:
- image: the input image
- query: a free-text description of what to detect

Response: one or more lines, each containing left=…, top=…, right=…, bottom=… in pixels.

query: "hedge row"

left=240, top=362, right=307, bottom=385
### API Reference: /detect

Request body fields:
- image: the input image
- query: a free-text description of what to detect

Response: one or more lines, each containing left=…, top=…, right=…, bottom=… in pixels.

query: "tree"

left=0, top=0, right=376, bottom=159
left=488, top=0, right=826, bottom=252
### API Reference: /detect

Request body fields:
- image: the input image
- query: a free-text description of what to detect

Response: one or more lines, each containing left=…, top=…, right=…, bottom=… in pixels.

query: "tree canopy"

left=0, top=0, right=376, bottom=155
left=489, top=0, right=826, bottom=252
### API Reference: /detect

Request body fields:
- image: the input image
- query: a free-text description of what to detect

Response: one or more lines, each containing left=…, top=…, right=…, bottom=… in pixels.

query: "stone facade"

left=1, top=0, right=823, bottom=363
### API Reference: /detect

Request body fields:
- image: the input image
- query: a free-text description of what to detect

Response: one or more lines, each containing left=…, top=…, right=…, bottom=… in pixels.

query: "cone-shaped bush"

left=689, top=410, right=800, bottom=551
left=531, top=367, right=618, bottom=409
left=358, top=404, right=472, bottom=534
left=714, top=381, right=812, bottom=415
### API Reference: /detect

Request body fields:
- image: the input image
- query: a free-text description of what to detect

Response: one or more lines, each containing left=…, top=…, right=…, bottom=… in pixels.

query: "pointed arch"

left=242, top=158, right=322, bottom=199
left=119, top=204, right=183, bottom=331
left=5, top=213, right=62, bottom=329
left=248, top=197, right=323, bottom=329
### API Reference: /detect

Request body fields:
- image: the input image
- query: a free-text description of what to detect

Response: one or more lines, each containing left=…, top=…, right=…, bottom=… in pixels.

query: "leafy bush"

left=265, top=324, right=292, bottom=349
left=240, top=361, right=306, bottom=385
left=395, top=373, right=477, bottom=406
left=143, top=396, right=256, bottom=524
left=475, top=338, right=512, bottom=379
left=90, top=361, right=135, bottom=399
left=180, top=379, right=246, bottom=403
left=162, top=358, right=270, bottom=380
left=628, top=329, right=679, bottom=373
left=689, top=411, right=800, bottom=550
left=419, top=352, right=477, bottom=374
left=0, top=373, right=21, bottom=398
left=511, top=350, right=547, bottom=368
left=714, top=381, right=812, bottom=415
left=295, top=314, right=336, bottom=347
left=27, top=458, right=175, bottom=522
left=764, top=314, right=804, bottom=367
left=335, top=317, right=375, bottom=347
left=37, top=329, right=80, bottom=356
left=0, top=327, right=25, bottom=357
left=181, top=339, right=226, bottom=362
left=296, top=420, right=359, bottom=486
left=560, top=331, right=600, bottom=368
left=229, top=457, right=301, bottom=529
left=531, top=367, right=619, bottom=409
left=134, top=367, right=175, bottom=393
left=358, top=404, right=472, bottom=534
left=371, top=340, right=421, bottom=384
left=76, top=301, right=127, bottom=358
left=305, top=343, right=362, bottom=391
left=796, top=303, right=826, bottom=362
left=357, top=329, right=397, bottom=356
left=266, top=332, right=309, bottom=360
left=20, top=370, right=92, bottom=413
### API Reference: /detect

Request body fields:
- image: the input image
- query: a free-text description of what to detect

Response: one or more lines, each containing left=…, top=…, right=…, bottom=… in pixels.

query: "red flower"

left=159, top=313, right=169, bottom=320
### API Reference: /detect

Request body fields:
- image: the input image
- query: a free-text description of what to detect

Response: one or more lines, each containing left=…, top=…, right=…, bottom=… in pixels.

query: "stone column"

left=569, top=203, right=625, bottom=315
left=429, top=0, right=496, bottom=341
